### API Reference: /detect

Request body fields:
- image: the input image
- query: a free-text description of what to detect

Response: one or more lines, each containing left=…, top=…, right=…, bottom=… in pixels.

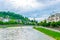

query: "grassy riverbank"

left=34, top=27, right=60, bottom=40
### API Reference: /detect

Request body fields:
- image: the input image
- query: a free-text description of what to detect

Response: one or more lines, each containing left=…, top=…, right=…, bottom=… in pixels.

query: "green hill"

left=0, top=11, right=23, bottom=19
left=0, top=11, right=31, bottom=24
left=0, top=11, right=37, bottom=25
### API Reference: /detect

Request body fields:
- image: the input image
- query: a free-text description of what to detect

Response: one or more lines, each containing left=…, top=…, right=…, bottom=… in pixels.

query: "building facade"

left=47, top=13, right=60, bottom=22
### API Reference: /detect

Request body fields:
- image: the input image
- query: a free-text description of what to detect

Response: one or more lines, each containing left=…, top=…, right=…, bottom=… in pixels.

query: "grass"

left=34, top=27, right=60, bottom=40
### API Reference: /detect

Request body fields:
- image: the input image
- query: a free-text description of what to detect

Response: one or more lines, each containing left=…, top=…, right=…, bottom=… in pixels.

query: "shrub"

left=38, top=20, right=60, bottom=28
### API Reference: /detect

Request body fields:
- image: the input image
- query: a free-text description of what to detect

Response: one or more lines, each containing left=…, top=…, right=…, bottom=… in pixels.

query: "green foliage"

left=30, top=20, right=38, bottom=25
left=38, top=20, right=60, bottom=27
left=0, top=21, right=3, bottom=25
left=0, top=11, right=25, bottom=19
left=38, top=20, right=48, bottom=27
left=56, top=21, right=60, bottom=26
left=0, top=11, right=38, bottom=25
left=34, top=27, right=60, bottom=40
left=50, top=22, right=58, bottom=27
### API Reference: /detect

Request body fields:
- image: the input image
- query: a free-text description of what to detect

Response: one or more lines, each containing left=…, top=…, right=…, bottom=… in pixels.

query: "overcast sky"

left=0, top=0, right=60, bottom=21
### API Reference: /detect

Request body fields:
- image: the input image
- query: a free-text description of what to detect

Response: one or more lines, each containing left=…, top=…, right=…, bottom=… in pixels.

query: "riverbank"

left=34, top=27, right=60, bottom=40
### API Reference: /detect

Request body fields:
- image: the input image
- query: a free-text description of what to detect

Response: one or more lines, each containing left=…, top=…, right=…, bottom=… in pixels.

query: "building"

left=47, top=13, right=60, bottom=22
left=0, top=16, right=10, bottom=22
left=0, top=17, right=3, bottom=21
left=15, top=19, right=22, bottom=23
left=2, top=18, right=10, bottom=22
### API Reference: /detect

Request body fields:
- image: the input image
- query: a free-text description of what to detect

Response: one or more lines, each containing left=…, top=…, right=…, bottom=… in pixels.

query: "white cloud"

left=1, top=0, right=60, bottom=12
left=29, top=14, right=50, bottom=22
left=0, top=0, right=60, bottom=19
left=36, top=0, right=60, bottom=10
left=35, top=18, right=44, bottom=21
left=6, top=0, right=44, bottom=11
left=29, top=18, right=34, bottom=20
left=44, top=0, right=60, bottom=7
left=29, top=17, right=45, bottom=22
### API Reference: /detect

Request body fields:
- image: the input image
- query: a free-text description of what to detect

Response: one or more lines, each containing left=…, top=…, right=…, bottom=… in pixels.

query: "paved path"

left=0, top=26, right=54, bottom=40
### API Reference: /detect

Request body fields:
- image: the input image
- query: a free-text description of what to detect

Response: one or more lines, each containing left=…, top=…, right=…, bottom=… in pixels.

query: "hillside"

left=0, top=11, right=38, bottom=25
left=0, top=11, right=29, bottom=20
left=0, top=11, right=23, bottom=19
left=0, top=11, right=30, bottom=21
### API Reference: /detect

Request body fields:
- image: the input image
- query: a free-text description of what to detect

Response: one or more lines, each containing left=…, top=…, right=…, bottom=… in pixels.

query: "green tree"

left=50, top=21, right=58, bottom=27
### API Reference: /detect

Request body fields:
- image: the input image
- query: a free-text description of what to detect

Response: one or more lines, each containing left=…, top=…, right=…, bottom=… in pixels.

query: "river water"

left=0, top=26, right=54, bottom=40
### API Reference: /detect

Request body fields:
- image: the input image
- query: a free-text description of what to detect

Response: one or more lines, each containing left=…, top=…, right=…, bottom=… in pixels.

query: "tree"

left=50, top=21, right=58, bottom=27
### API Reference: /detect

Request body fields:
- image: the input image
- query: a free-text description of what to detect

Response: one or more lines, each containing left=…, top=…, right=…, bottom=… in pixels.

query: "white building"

left=47, top=13, right=60, bottom=22
left=0, top=17, right=3, bottom=21
left=2, top=18, right=10, bottom=22
left=0, top=16, right=10, bottom=22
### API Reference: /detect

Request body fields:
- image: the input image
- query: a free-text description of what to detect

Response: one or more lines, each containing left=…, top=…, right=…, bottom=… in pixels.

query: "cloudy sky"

left=0, top=0, right=60, bottom=21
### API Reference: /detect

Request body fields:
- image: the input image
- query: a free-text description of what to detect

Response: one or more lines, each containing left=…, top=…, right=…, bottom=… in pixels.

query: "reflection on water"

left=0, top=27, right=53, bottom=40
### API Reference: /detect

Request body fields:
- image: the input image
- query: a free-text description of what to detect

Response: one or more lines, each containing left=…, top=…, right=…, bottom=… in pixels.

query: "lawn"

left=34, top=27, right=60, bottom=40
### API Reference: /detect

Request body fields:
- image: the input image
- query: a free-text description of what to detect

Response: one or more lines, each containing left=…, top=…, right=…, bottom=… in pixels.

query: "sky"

left=0, top=0, right=60, bottom=21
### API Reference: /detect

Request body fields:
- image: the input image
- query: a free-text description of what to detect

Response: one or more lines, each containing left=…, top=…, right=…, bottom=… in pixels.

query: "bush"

left=50, top=22, right=58, bottom=27
left=38, top=20, right=48, bottom=27
left=56, top=21, right=60, bottom=26
left=0, top=21, right=3, bottom=25
left=38, top=20, right=60, bottom=28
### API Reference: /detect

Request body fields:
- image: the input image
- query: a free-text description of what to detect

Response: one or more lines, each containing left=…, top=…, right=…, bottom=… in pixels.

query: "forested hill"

left=0, top=11, right=29, bottom=21
left=0, top=11, right=38, bottom=25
